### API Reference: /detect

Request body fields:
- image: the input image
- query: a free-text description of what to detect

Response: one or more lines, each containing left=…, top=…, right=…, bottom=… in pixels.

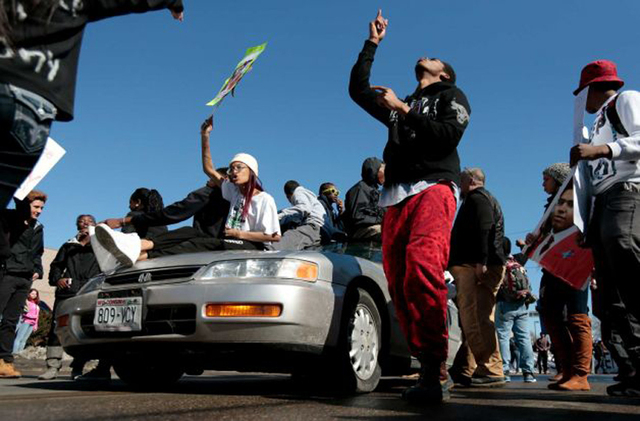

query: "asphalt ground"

left=0, top=357, right=638, bottom=421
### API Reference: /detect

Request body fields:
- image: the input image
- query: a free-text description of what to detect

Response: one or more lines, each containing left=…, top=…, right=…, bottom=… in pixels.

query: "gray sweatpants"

left=269, top=224, right=320, bottom=251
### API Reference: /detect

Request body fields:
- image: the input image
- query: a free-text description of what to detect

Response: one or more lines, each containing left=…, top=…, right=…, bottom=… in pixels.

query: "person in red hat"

left=570, top=60, right=640, bottom=398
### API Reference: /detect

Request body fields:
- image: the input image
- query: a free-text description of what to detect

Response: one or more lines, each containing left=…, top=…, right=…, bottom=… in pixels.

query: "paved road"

left=1, top=359, right=638, bottom=421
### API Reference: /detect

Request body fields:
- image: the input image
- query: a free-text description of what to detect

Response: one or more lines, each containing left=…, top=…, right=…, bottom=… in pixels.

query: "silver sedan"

left=56, top=246, right=460, bottom=393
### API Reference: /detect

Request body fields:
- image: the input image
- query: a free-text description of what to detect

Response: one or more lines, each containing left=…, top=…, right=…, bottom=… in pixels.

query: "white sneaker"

left=92, top=224, right=141, bottom=273
left=90, top=226, right=120, bottom=274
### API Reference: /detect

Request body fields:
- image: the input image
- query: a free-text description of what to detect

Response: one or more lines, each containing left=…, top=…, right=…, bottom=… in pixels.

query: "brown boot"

left=542, top=313, right=573, bottom=390
left=0, top=360, right=21, bottom=378
left=558, top=314, right=592, bottom=391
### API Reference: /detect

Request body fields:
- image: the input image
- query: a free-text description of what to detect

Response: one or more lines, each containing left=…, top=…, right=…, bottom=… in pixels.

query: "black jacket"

left=122, top=211, right=168, bottom=239
left=0, top=209, right=44, bottom=278
left=0, top=0, right=183, bottom=121
left=349, top=41, right=471, bottom=187
left=131, top=185, right=230, bottom=239
left=343, top=157, right=385, bottom=237
left=450, top=187, right=506, bottom=266
left=49, top=239, right=100, bottom=298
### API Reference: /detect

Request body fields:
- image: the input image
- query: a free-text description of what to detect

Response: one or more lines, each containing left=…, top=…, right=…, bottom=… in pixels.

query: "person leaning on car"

left=39, top=215, right=102, bottom=381
left=0, top=190, right=46, bottom=378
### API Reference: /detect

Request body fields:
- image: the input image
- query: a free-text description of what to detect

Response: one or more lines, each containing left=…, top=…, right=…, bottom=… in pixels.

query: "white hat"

left=230, top=153, right=259, bottom=177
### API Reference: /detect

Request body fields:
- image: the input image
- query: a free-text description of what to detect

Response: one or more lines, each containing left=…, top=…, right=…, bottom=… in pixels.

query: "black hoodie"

left=0, top=0, right=183, bottom=121
left=130, top=185, right=230, bottom=239
left=48, top=237, right=100, bottom=298
left=343, top=157, right=385, bottom=237
left=349, top=41, right=471, bottom=187
left=0, top=208, right=43, bottom=278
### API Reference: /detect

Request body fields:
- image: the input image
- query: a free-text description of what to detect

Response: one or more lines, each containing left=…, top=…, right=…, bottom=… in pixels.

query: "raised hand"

left=368, top=9, right=388, bottom=45
left=201, top=116, right=213, bottom=136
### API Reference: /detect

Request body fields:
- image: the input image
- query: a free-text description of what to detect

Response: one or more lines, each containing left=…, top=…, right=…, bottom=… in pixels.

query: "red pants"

left=382, top=184, right=457, bottom=362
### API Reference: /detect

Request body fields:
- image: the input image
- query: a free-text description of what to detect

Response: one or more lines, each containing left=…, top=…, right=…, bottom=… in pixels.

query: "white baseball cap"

left=230, top=153, right=259, bottom=177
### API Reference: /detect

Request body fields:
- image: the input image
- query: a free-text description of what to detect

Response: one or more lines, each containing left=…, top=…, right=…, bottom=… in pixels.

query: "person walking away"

left=349, top=10, right=471, bottom=403
left=495, top=238, right=537, bottom=383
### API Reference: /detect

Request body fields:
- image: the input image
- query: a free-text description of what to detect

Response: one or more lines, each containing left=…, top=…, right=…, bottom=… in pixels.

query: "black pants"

left=148, top=227, right=262, bottom=259
left=590, top=183, right=640, bottom=370
left=0, top=273, right=31, bottom=363
left=538, top=272, right=589, bottom=318
left=537, top=351, right=548, bottom=373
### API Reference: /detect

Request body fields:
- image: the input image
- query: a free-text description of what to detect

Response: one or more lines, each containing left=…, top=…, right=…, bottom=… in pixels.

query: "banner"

left=572, top=86, right=593, bottom=233
left=207, top=43, right=267, bottom=108
left=14, top=137, right=66, bottom=200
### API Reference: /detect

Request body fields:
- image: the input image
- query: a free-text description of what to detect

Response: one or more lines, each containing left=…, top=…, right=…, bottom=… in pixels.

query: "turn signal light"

left=57, top=315, right=69, bottom=327
left=296, top=262, right=318, bottom=281
left=205, top=303, right=282, bottom=318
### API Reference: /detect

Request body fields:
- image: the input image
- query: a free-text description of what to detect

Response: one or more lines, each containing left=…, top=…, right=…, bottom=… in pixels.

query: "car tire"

left=334, top=287, right=383, bottom=393
left=113, top=358, right=184, bottom=389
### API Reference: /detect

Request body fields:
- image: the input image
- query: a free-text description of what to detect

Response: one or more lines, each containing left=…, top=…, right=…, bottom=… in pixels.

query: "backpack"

left=605, top=94, right=629, bottom=137
left=500, top=257, right=534, bottom=303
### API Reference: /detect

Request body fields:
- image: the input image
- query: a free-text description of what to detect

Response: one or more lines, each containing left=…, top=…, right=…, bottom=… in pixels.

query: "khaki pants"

left=451, top=264, right=505, bottom=377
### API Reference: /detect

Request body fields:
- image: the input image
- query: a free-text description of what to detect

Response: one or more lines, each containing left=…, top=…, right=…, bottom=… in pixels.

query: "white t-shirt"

left=587, top=90, right=640, bottom=195
left=221, top=180, right=281, bottom=236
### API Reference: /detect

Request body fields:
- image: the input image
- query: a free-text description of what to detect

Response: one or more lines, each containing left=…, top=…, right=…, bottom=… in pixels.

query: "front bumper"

left=57, top=277, right=344, bottom=364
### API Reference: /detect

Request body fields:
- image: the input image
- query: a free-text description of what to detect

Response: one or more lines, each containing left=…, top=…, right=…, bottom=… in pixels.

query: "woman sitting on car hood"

left=92, top=117, right=281, bottom=274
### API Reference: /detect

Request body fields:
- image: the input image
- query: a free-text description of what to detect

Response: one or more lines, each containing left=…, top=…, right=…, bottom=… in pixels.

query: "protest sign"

left=207, top=43, right=267, bottom=108
left=523, top=173, right=593, bottom=290
left=14, top=137, right=66, bottom=201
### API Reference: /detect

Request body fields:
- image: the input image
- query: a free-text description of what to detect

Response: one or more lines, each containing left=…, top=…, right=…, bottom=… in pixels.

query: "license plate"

left=94, top=295, right=143, bottom=332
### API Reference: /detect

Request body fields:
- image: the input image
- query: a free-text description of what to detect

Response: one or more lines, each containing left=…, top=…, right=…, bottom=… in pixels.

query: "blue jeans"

left=496, top=300, right=535, bottom=375
left=13, top=321, right=34, bottom=354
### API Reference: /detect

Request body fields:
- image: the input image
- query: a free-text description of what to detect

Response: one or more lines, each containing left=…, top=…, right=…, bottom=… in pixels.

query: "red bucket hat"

left=573, top=60, right=624, bottom=96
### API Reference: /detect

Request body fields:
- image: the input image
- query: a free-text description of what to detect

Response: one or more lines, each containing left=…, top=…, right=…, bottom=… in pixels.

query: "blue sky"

left=31, top=1, right=640, bottom=291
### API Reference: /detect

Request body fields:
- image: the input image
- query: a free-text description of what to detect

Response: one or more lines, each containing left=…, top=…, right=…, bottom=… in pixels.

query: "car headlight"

left=76, top=273, right=106, bottom=295
left=199, top=258, right=318, bottom=282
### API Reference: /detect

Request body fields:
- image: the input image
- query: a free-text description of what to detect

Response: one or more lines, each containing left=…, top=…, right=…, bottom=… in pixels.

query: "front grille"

left=80, top=304, right=197, bottom=338
left=105, top=266, right=201, bottom=286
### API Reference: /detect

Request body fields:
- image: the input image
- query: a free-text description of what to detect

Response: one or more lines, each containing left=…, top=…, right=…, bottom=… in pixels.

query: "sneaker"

left=92, top=225, right=141, bottom=273
left=606, top=380, right=640, bottom=397
left=470, top=375, right=507, bottom=387
left=523, top=373, right=537, bottom=383
left=38, top=367, right=58, bottom=380
left=75, top=368, right=111, bottom=383
left=505, top=375, right=511, bottom=383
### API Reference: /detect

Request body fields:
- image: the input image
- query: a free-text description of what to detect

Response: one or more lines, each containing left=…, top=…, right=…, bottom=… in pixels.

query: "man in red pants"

left=349, top=10, right=471, bottom=404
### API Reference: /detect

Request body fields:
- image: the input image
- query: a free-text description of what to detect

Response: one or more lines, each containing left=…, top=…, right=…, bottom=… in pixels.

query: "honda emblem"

left=138, top=272, right=152, bottom=283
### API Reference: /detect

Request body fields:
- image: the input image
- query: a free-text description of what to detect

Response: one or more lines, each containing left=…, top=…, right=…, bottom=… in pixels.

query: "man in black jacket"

left=448, top=168, right=507, bottom=387
left=343, top=157, right=385, bottom=241
left=349, top=10, right=471, bottom=404
left=0, top=190, right=45, bottom=378
left=39, top=214, right=101, bottom=380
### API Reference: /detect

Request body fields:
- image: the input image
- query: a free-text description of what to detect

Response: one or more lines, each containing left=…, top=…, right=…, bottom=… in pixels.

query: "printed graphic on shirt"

left=451, top=99, right=469, bottom=125
left=588, top=112, right=618, bottom=187
left=226, top=197, right=247, bottom=229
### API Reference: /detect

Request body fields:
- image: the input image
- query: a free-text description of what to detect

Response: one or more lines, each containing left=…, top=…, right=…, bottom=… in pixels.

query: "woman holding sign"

left=93, top=117, right=280, bottom=272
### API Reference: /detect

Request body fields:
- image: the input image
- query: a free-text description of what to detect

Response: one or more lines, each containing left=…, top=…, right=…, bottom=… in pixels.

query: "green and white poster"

left=207, top=43, right=267, bottom=108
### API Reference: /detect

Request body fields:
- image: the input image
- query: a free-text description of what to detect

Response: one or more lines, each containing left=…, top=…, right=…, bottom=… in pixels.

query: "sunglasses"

left=227, top=164, right=248, bottom=175
left=322, top=187, right=340, bottom=196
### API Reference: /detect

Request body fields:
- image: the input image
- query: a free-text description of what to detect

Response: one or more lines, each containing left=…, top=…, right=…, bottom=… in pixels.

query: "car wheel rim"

left=348, top=304, right=379, bottom=380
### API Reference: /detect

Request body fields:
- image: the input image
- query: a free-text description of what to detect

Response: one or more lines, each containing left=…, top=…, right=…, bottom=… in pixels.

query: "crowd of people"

left=0, top=3, right=638, bottom=408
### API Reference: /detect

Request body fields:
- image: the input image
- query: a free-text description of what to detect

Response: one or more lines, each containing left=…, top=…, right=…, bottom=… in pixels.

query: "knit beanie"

left=543, top=163, right=571, bottom=185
